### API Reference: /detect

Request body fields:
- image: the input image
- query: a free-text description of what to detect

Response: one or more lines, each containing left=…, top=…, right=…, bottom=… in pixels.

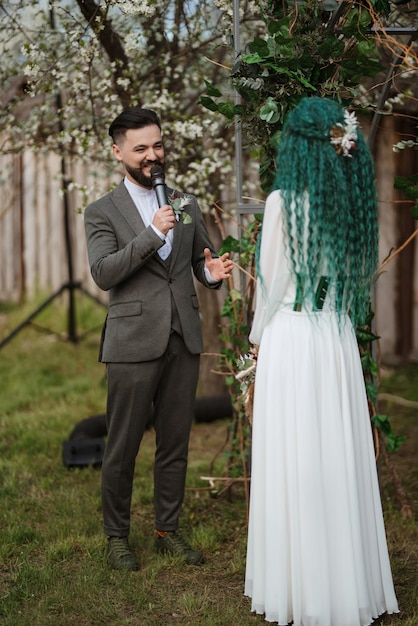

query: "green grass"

left=0, top=297, right=417, bottom=625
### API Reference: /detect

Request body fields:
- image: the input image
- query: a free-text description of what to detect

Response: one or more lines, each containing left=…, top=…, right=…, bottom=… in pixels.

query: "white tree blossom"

left=0, top=0, right=262, bottom=211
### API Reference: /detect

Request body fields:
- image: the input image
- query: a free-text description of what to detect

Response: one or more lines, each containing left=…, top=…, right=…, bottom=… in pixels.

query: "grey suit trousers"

left=102, top=331, right=200, bottom=537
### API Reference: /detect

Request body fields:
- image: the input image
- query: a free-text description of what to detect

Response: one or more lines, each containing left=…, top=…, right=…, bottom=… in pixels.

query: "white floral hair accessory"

left=330, top=109, right=358, bottom=157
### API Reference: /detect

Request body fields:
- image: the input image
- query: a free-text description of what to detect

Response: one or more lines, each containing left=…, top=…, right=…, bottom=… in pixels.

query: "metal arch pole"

left=233, top=0, right=246, bottom=305
left=232, top=0, right=262, bottom=304
left=233, top=0, right=243, bottom=212
left=233, top=0, right=263, bottom=219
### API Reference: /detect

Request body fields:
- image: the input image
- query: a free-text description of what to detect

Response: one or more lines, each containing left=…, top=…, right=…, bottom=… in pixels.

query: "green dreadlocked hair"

left=271, top=96, right=378, bottom=327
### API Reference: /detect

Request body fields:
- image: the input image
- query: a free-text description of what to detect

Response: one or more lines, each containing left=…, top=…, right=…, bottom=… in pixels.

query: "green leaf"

left=203, top=80, right=222, bottom=98
left=357, top=39, right=378, bottom=57
left=220, top=235, right=240, bottom=254
left=199, top=96, right=219, bottom=113
left=365, top=380, right=377, bottom=403
left=370, top=359, right=378, bottom=377
left=356, top=329, right=380, bottom=343
left=342, top=8, right=371, bottom=38
left=295, top=71, right=317, bottom=91
left=386, top=433, right=406, bottom=453
left=372, top=415, right=406, bottom=451
left=370, top=0, right=391, bottom=17
left=267, top=16, right=291, bottom=37
left=317, top=35, right=345, bottom=59
left=248, top=38, right=270, bottom=58
left=263, top=63, right=297, bottom=79
left=361, top=350, right=378, bottom=377
left=217, top=102, right=236, bottom=120
left=394, top=174, right=418, bottom=200
left=234, top=104, right=247, bottom=116
left=242, top=52, right=264, bottom=65
left=260, top=101, right=280, bottom=124
left=372, top=413, right=391, bottom=434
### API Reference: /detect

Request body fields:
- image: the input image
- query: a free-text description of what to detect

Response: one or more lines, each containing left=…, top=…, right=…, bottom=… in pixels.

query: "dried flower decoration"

left=330, top=110, right=358, bottom=157
left=235, top=346, right=258, bottom=423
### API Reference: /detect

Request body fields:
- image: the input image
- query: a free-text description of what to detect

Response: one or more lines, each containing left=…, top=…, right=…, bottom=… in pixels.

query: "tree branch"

left=76, top=0, right=132, bottom=106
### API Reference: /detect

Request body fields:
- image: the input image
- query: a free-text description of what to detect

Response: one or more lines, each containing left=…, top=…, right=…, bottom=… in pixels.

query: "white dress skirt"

left=244, top=191, right=399, bottom=626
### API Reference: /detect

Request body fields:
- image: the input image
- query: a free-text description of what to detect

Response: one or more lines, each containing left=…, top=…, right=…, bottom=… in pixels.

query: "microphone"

left=150, top=164, right=169, bottom=208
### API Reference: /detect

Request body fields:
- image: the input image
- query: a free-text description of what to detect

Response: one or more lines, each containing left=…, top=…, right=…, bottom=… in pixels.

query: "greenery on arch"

left=202, top=0, right=385, bottom=192
left=203, top=0, right=417, bottom=514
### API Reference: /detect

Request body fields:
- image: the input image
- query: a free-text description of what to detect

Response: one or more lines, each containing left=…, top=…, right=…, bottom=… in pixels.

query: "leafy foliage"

left=201, top=0, right=384, bottom=191
left=203, top=0, right=416, bottom=482
left=356, top=312, right=406, bottom=453
left=394, top=173, right=418, bottom=217
left=215, top=217, right=262, bottom=490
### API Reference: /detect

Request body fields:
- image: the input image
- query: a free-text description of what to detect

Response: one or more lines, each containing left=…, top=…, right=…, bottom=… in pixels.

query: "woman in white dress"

left=245, top=97, right=399, bottom=626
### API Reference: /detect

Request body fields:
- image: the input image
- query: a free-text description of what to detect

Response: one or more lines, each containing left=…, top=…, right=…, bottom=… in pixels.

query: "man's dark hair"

left=109, top=107, right=161, bottom=144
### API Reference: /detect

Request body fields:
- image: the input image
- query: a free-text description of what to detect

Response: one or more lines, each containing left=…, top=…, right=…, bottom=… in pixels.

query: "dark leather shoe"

left=155, top=531, right=204, bottom=565
left=107, top=537, right=139, bottom=571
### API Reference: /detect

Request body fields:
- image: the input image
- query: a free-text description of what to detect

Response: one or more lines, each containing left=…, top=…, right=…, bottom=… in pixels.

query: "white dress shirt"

left=124, top=177, right=172, bottom=260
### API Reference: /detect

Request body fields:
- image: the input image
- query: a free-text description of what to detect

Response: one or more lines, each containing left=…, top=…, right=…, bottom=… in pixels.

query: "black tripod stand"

left=0, top=151, right=105, bottom=350
left=0, top=4, right=106, bottom=351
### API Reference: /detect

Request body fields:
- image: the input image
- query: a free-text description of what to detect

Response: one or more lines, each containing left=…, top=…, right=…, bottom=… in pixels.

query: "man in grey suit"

left=84, top=107, right=233, bottom=571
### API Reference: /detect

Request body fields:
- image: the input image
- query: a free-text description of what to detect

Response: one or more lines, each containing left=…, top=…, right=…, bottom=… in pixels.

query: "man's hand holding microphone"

left=150, top=164, right=175, bottom=236
left=150, top=164, right=233, bottom=280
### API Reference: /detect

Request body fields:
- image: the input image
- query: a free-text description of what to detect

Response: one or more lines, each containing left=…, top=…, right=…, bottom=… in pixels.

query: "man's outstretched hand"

left=204, top=247, right=234, bottom=281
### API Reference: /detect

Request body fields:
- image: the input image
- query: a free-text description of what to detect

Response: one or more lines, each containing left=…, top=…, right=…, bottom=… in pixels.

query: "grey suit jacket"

left=84, top=181, right=221, bottom=363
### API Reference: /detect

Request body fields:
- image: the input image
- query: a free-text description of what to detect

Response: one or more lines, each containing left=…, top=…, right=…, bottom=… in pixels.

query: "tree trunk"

left=196, top=212, right=228, bottom=397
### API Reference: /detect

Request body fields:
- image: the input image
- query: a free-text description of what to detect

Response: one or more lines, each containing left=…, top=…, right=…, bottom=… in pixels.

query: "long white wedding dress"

left=244, top=190, right=399, bottom=626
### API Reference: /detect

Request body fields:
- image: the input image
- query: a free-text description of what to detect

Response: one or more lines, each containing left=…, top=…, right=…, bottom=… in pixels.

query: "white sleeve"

left=249, top=190, right=293, bottom=346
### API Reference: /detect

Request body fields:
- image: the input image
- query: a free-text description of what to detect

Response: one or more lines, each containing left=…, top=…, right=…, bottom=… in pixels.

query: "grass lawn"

left=0, top=297, right=417, bottom=625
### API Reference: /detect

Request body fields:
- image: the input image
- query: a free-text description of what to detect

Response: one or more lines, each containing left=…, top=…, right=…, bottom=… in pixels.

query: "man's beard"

left=125, top=160, right=165, bottom=188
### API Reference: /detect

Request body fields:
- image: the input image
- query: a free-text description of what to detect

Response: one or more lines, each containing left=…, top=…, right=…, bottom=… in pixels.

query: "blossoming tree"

left=0, top=0, right=260, bottom=395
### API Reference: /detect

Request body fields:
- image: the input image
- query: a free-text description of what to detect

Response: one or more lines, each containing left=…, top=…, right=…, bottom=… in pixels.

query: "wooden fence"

left=0, top=149, right=110, bottom=304
left=0, top=117, right=417, bottom=362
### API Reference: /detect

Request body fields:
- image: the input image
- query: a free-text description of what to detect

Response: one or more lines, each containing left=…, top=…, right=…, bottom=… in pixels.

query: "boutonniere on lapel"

left=168, top=191, right=193, bottom=224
